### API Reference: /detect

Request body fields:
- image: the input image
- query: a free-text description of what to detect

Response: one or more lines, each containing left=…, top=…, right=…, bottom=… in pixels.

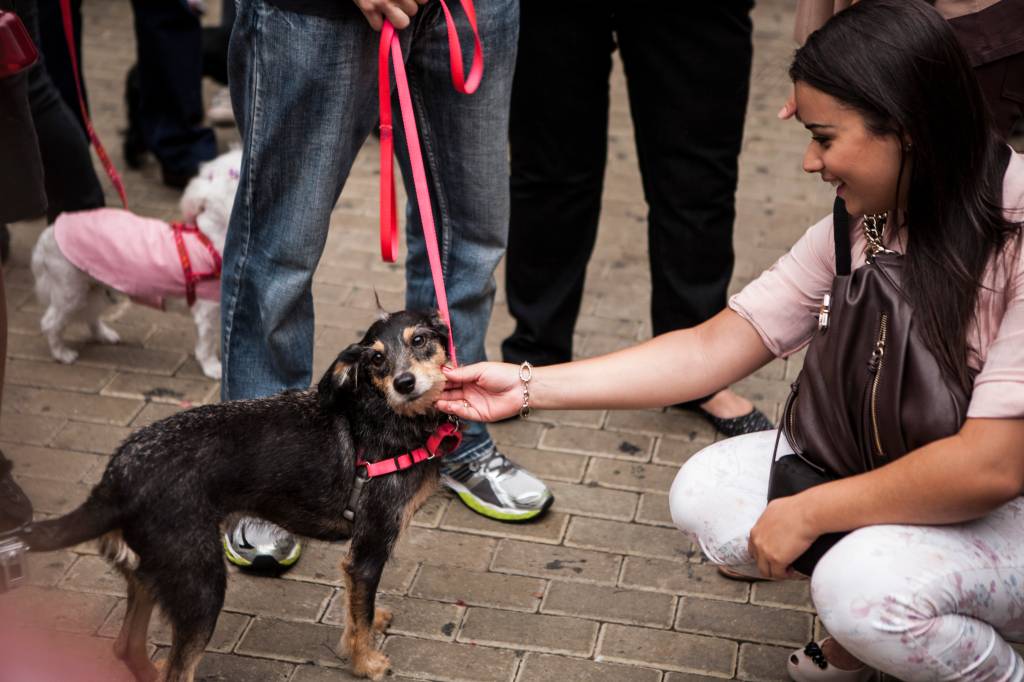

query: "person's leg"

left=15, top=0, right=104, bottom=222
left=220, top=0, right=377, bottom=568
left=669, top=429, right=780, bottom=574
left=811, top=499, right=1024, bottom=680
left=222, top=0, right=377, bottom=401
left=500, top=1, right=613, bottom=367
left=396, top=0, right=551, bottom=520
left=129, top=0, right=217, bottom=184
left=35, top=0, right=88, bottom=138
left=616, top=1, right=768, bottom=431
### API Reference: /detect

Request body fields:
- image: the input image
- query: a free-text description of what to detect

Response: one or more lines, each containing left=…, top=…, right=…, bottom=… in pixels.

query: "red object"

left=378, top=0, right=483, bottom=367
left=170, top=221, right=222, bottom=306
left=356, top=422, right=462, bottom=478
left=59, top=0, right=127, bottom=208
left=0, top=10, right=38, bottom=78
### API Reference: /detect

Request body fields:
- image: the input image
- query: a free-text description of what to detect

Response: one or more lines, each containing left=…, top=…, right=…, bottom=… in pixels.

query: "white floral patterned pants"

left=669, top=430, right=1024, bottom=681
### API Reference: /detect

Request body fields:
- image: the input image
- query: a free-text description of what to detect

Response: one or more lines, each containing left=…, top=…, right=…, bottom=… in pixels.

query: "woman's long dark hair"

left=790, top=0, right=1021, bottom=393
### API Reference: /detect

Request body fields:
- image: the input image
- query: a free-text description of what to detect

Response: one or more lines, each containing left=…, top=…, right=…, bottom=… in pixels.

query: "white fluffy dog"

left=30, top=149, right=241, bottom=380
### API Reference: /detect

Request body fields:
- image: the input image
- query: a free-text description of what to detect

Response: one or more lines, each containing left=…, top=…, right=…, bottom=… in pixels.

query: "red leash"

left=356, top=422, right=462, bottom=478
left=378, top=1, right=484, bottom=368
left=59, top=0, right=128, bottom=208
left=170, top=221, right=222, bottom=306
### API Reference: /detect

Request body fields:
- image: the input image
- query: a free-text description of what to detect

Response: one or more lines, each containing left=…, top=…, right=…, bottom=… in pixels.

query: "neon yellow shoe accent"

left=223, top=536, right=253, bottom=567
left=278, top=541, right=302, bottom=566
left=454, top=490, right=546, bottom=522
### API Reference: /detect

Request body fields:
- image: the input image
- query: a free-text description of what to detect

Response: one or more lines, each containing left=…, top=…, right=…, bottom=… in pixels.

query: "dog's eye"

left=370, top=352, right=385, bottom=367
left=411, top=334, right=425, bottom=348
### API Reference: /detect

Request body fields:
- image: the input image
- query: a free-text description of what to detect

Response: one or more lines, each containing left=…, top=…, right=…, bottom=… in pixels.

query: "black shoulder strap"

left=832, top=196, right=852, bottom=276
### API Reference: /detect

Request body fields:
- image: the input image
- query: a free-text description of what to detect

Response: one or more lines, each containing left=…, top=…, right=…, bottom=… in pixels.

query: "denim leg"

left=395, top=0, right=519, bottom=464
left=221, top=0, right=379, bottom=400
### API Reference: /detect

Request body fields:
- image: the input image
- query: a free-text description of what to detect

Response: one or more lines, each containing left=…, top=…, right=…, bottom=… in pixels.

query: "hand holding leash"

left=353, top=0, right=430, bottom=31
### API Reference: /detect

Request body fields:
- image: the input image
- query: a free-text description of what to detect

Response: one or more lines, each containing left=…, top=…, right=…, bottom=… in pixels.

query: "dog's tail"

left=21, top=489, right=120, bottom=552
left=30, top=226, right=56, bottom=307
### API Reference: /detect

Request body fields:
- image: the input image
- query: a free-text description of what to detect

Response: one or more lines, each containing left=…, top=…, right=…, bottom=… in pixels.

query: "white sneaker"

left=206, top=87, right=235, bottom=126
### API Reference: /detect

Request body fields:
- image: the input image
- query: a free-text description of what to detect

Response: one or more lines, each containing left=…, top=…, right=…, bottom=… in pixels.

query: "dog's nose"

left=393, top=372, right=417, bottom=395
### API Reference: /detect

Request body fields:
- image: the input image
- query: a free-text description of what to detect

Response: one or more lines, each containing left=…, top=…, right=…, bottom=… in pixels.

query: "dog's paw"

left=352, top=649, right=391, bottom=681
left=52, top=347, right=78, bottom=364
left=372, top=606, right=393, bottom=633
left=200, top=358, right=222, bottom=380
left=92, top=321, right=121, bottom=345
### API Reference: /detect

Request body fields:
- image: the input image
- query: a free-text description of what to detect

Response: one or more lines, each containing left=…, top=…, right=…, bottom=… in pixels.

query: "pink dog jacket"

left=54, top=208, right=221, bottom=310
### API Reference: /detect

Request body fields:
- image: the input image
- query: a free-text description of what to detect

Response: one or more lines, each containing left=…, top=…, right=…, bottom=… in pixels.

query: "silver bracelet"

left=518, top=361, right=532, bottom=419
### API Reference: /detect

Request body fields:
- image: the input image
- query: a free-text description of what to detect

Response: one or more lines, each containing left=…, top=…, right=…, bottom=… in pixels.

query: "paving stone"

left=664, top=674, right=730, bottom=682
left=16, top=476, right=92, bottom=515
left=3, top=443, right=106, bottom=483
left=75, top=344, right=187, bottom=376
left=61, top=554, right=127, bottom=596
left=411, top=491, right=450, bottom=528
left=99, top=604, right=249, bottom=653
left=517, top=652, right=661, bottom=682
left=324, top=593, right=462, bottom=642
left=585, top=459, right=678, bottom=494
left=0, top=586, right=118, bottom=634
left=545, top=480, right=639, bottom=521
left=636, top=492, right=674, bottom=527
left=498, top=445, right=589, bottom=483
left=5, top=358, right=115, bottom=392
left=751, top=579, right=815, bottom=612
left=393, top=527, right=497, bottom=571
left=4, top=384, right=143, bottom=426
left=566, top=517, right=697, bottom=562
left=236, top=617, right=346, bottom=667
left=0, top=412, right=66, bottom=446
left=383, top=635, right=519, bottom=682
left=737, top=643, right=791, bottom=681
left=192, top=651, right=295, bottom=681
left=598, top=623, right=737, bottom=677
left=487, top=418, right=547, bottom=448
left=440, top=502, right=569, bottom=545
left=7, top=330, right=62, bottom=362
left=675, top=597, right=813, bottom=648
left=605, top=410, right=717, bottom=441
left=528, top=409, right=607, bottom=428
left=129, top=401, right=187, bottom=427
left=619, top=557, right=750, bottom=602
left=24, top=549, right=78, bottom=588
left=491, top=539, right=622, bottom=585
left=101, top=372, right=215, bottom=405
left=458, top=606, right=599, bottom=656
left=224, top=573, right=334, bottom=622
left=653, top=437, right=715, bottom=466
left=540, top=425, right=653, bottom=462
left=410, top=564, right=545, bottom=612
left=542, top=581, right=675, bottom=628
left=49, top=420, right=132, bottom=454
left=291, top=664, right=423, bottom=682
left=281, top=541, right=414, bottom=595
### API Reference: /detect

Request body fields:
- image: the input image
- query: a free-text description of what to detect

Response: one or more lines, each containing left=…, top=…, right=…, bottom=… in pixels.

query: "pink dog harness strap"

left=378, top=1, right=484, bottom=367
left=171, top=222, right=223, bottom=306
left=356, top=422, right=462, bottom=478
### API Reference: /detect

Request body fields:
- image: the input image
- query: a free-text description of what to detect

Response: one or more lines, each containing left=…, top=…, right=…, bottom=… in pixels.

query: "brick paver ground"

left=3, top=1, right=1022, bottom=681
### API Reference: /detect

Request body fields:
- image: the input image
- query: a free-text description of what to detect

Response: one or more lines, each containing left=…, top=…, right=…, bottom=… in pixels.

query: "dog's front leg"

left=191, top=300, right=221, bottom=379
left=341, top=538, right=392, bottom=681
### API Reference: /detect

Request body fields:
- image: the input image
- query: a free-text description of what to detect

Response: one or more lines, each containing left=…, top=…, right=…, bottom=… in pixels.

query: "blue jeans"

left=222, top=0, right=518, bottom=464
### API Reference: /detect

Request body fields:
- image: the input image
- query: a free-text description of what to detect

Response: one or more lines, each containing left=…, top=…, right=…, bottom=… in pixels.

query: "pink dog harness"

left=53, top=208, right=222, bottom=310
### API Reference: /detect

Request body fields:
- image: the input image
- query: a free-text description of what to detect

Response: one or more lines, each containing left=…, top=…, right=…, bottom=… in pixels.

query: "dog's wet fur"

left=20, top=310, right=456, bottom=681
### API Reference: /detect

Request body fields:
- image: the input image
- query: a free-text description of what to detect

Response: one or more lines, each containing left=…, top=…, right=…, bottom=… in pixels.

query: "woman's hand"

left=352, top=0, right=429, bottom=31
left=436, top=362, right=523, bottom=423
left=748, top=494, right=820, bottom=579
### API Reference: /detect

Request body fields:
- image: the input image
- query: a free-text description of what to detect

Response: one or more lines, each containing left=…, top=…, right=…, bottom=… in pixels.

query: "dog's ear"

left=429, top=310, right=452, bottom=357
left=373, top=290, right=390, bottom=322
left=317, top=343, right=364, bottom=411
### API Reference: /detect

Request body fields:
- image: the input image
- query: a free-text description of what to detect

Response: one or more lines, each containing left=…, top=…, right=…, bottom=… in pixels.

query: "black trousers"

left=502, top=1, right=754, bottom=367
left=13, top=0, right=104, bottom=223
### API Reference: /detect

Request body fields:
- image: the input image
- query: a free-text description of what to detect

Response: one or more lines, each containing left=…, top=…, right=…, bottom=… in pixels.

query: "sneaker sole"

left=223, top=535, right=302, bottom=570
left=443, top=477, right=554, bottom=522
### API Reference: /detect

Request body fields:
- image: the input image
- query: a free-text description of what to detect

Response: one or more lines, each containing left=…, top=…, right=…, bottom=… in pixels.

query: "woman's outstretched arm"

left=438, top=308, right=775, bottom=422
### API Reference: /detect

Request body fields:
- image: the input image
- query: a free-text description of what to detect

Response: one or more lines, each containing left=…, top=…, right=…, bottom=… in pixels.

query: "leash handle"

left=378, top=0, right=483, bottom=367
left=59, top=0, right=127, bottom=208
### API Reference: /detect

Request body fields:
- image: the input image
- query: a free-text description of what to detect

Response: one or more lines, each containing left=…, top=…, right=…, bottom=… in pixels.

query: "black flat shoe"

left=676, top=404, right=774, bottom=438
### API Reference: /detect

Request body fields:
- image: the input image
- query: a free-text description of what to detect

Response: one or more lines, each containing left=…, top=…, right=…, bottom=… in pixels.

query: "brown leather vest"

left=780, top=198, right=972, bottom=478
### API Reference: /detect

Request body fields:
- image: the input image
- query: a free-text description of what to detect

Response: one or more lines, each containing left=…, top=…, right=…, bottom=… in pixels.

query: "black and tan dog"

left=18, top=309, right=459, bottom=681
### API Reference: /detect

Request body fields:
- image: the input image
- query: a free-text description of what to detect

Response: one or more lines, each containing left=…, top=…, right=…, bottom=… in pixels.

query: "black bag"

left=767, top=195, right=975, bottom=576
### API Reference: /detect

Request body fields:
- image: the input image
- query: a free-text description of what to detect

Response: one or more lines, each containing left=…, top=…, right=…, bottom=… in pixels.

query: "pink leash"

left=378, top=0, right=484, bottom=367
